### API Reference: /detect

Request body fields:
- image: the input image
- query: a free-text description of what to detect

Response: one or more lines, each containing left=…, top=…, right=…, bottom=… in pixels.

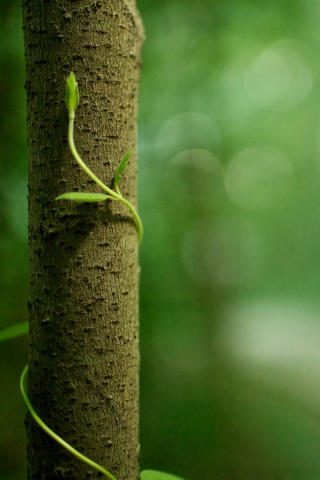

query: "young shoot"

left=57, top=72, right=143, bottom=242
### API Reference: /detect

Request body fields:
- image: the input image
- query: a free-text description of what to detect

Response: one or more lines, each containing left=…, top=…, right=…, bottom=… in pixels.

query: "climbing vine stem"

left=20, top=365, right=118, bottom=480
left=56, top=71, right=143, bottom=241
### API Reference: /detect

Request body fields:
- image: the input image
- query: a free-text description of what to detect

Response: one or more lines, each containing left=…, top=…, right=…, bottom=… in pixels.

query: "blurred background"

left=2, top=0, right=320, bottom=479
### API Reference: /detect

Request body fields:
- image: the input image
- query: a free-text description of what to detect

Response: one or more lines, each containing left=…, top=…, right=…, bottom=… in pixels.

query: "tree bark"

left=22, top=1, right=143, bottom=479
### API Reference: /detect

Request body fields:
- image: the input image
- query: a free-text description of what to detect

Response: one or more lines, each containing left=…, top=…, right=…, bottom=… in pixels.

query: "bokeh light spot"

left=155, top=112, right=220, bottom=159
left=220, top=299, right=320, bottom=363
left=182, top=218, right=263, bottom=287
left=171, top=148, right=223, bottom=174
left=244, top=41, right=313, bottom=111
left=224, top=146, right=293, bottom=210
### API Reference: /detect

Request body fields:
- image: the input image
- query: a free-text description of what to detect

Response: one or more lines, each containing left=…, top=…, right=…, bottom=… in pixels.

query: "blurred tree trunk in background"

left=22, top=1, right=143, bottom=478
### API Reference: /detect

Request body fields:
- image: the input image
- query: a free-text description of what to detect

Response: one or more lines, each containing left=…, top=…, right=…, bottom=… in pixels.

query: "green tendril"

left=58, top=71, right=143, bottom=242
left=20, top=365, right=118, bottom=480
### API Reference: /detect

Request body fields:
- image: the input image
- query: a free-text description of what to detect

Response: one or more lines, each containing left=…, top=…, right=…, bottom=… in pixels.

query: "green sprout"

left=65, top=71, right=79, bottom=115
left=56, top=72, right=143, bottom=242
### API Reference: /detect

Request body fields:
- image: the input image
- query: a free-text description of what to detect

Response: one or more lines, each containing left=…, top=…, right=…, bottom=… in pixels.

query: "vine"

left=57, top=72, right=143, bottom=242
left=0, top=73, right=184, bottom=480
left=20, top=365, right=117, bottom=480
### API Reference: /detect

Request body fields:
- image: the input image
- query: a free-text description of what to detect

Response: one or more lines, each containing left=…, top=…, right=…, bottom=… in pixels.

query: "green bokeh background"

left=2, top=1, right=320, bottom=479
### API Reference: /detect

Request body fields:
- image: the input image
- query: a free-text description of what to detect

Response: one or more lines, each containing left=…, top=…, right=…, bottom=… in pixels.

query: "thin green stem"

left=115, top=195, right=143, bottom=242
left=68, top=113, right=143, bottom=241
left=115, top=184, right=122, bottom=196
left=20, top=365, right=118, bottom=480
left=68, top=117, right=120, bottom=199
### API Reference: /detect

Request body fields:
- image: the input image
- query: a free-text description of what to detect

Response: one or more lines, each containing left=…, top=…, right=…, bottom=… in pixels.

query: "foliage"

left=0, top=322, right=28, bottom=341
left=57, top=72, right=143, bottom=241
left=140, top=471, right=184, bottom=480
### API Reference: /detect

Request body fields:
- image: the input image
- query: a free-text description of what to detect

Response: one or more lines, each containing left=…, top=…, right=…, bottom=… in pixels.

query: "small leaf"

left=0, top=321, right=29, bottom=341
left=140, top=470, right=186, bottom=480
left=65, top=72, right=79, bottom=112
left=56, top=192, right=110, bottom=203
left=114, top=151, right=131, bottom=188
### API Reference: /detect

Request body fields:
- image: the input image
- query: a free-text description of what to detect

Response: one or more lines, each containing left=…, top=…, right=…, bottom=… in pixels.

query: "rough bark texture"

left=22, top=1, right=143, bottom=479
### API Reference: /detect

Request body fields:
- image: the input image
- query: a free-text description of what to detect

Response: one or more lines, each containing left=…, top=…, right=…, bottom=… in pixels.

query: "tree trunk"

left=22, top=1, right=143, bottom=479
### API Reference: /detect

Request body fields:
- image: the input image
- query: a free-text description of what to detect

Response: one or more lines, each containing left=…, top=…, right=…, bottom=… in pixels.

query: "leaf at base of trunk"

left=140, top=470, right=186, bottom=480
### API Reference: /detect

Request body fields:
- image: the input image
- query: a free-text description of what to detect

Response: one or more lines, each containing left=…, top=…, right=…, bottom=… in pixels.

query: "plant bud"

left=65, top=72, right=79, bottom=112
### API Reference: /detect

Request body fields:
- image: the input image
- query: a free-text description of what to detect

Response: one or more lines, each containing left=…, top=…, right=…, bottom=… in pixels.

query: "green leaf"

left=140, top=470, right=186, bottom=480
left=114, top=151, right=131, bottom=188
left=65, top=71, right=79, bottom=112
left=55, top=192, right=110, bottom=203
left=0, top=321, right=29, bottom=341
